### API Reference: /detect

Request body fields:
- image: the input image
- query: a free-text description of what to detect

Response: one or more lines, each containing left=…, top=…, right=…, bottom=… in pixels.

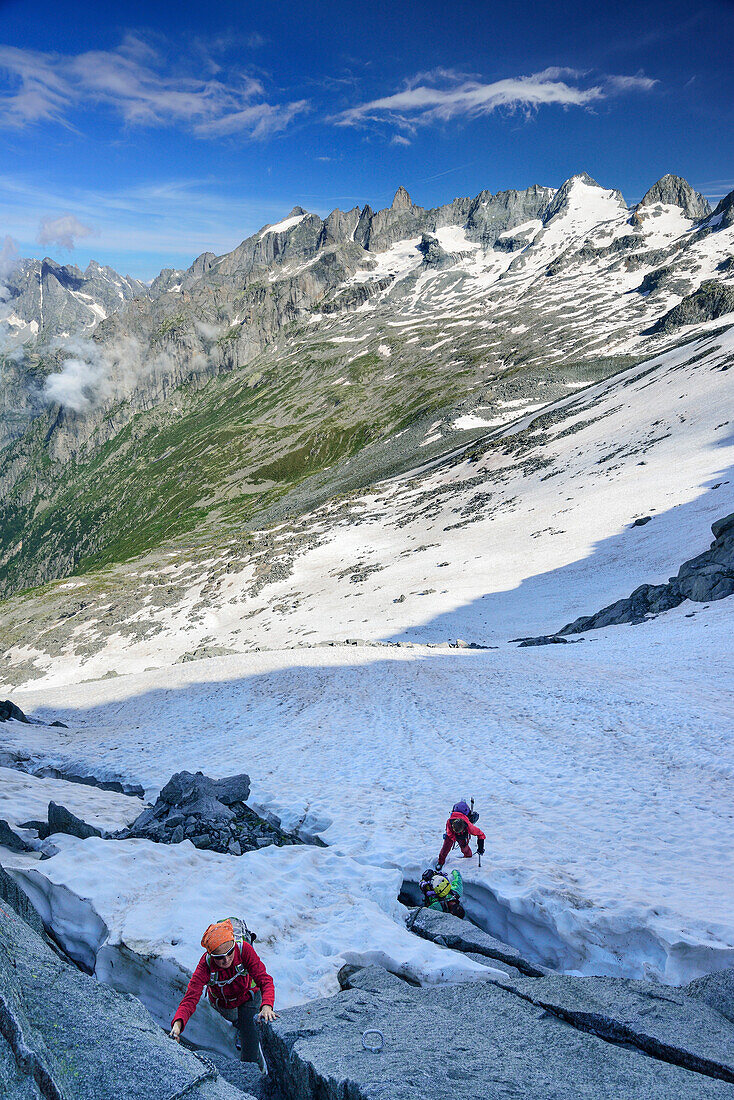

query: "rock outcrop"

left=638, top=175, right=712, bottom=221
left=118, top=769, right=306, bottom=854
left=560, top=512, right=734, bottom=634
left=0, top=884, right=255, bottom=1100
left=416, top=233, right=452, bottom=268
left=649, top=279, right=734, bottom=334
left=261, top=963, right=734, bottom=1099
left=407, top=906, right=545, bottom=976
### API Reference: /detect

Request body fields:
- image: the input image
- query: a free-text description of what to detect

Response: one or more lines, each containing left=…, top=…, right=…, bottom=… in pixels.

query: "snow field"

left=5, top=594, right=734, bottom=987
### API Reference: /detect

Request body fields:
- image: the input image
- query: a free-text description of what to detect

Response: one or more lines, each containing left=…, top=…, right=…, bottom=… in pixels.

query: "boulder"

left=213, top=773, right=252, bottom=805
left=408, top=906, right=545, bottom=976
left=261, top=966, right=732, bottom=1099
left=0, top=699, right=29, bottom=723
left=0, top=901, right=254, bottom=1100
left=0, top=818, right=34, bottom=852
left=47, top=800, right=102, bottom=840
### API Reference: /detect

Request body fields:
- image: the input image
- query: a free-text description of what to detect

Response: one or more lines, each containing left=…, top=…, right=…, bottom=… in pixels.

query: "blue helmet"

left=452, top=800, right=470, bottom=816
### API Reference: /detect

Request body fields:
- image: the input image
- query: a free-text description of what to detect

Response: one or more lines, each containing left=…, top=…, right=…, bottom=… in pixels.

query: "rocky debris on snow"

left=685, top=968, right=734, bottom=1024
left=117, top=769, right=307, bottom=854
left=0, top=819, right=34, bottom=852
left=406, top=907, right=546, bottom=977
left=560, top=511, right=734, bottom=634
left=260, top=963, right=734, bottom=1100
left=649, top=279, right=734, bottom=334
left=513, top=634, right=576, bottom=647
left=499, top=972, right=734, bottom=1083
left=638, top=175, right=712, bottom=221
left=0, top=893, right=254, bottom=1100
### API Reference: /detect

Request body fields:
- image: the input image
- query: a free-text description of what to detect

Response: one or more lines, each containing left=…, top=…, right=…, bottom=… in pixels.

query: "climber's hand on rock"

left=257, top=1005, right=279, bottom=1023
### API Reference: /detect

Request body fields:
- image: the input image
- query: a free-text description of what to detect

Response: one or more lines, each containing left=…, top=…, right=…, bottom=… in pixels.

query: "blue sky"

left=1, top=0, right=733, bottom=279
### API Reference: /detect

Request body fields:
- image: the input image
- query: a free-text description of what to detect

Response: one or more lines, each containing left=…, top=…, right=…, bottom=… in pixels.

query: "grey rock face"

left=465, top=185, right=552, bottom=244
left=500, top=972, right=734, bottom=1082
left=0, top=900, right=253, bottom=1100
left=560, top=512, right=734, bottom=634
left=685, top=968, right=734, bottom=1024
left=408, top=906, right=545, bottom=976
left=46, top=801, right=102, bottom=840
left=2, top=257, right=146, bottom=339
left=260, top=966, right=734, bottom=1099
left=639, top=175, right=712, bottom=220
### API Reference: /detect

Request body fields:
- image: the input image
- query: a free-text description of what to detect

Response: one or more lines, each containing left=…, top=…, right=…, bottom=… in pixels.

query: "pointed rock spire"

left=391, top=186, right=413, bottom=211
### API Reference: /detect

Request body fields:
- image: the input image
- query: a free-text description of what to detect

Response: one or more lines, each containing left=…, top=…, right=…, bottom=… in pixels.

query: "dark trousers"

left=213, top=990, right=263, bottom=1065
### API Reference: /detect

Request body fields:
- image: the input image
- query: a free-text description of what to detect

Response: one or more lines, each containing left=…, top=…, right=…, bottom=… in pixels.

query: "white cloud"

left=41, top=333, right=197, bottom=413
left=37, top=213, right=95, bottom=250
left=0, top=234, right=19, bottom=297
left=603, top=74, right=658, bottom=92
left=391, top=133, right=411, bottom=146
left=332, top=67, right=657, bottom=132
left=0, top=34, right=307, bottom=141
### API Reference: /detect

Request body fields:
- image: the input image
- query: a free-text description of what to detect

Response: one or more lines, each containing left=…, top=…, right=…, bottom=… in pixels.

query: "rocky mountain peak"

left=391, top=186, right=413, bottom=211
left=638, top=175, right=711, bottom=220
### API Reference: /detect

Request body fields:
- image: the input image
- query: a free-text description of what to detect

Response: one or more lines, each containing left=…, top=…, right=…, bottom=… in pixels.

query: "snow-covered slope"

left=3, top=322, right=730, bottom=681
left=0, top=174, right=732, bottom=1039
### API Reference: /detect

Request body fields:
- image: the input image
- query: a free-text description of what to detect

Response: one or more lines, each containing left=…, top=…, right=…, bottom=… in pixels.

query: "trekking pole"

left=470, top=797, right=481, bottom=866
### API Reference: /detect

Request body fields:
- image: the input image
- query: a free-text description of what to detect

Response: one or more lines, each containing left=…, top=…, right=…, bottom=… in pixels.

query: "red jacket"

left=445, top=811, right=485, bottom=842
left=172, top=941, right=275, bottom=1030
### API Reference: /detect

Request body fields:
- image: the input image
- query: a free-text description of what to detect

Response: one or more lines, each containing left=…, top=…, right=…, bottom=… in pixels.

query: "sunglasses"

left=210, top=944, right=236, bottom=960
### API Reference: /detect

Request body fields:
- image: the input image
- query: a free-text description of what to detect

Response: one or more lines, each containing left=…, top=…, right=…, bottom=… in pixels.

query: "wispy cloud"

left=37, top=213, right=95, bottom=250
left=332, top=66, right=658, bottom=134
left=0, top=33, right=307, bottom=140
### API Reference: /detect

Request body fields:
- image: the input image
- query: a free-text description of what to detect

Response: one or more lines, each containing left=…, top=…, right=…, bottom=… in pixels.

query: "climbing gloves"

left=477, top=838, right=485, bottom=856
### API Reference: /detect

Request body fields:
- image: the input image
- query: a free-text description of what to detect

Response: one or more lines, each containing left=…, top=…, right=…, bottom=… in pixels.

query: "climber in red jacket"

left=437, top=801, right=486, bottom=869
left=170, top=918, right=276, bottom=1065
